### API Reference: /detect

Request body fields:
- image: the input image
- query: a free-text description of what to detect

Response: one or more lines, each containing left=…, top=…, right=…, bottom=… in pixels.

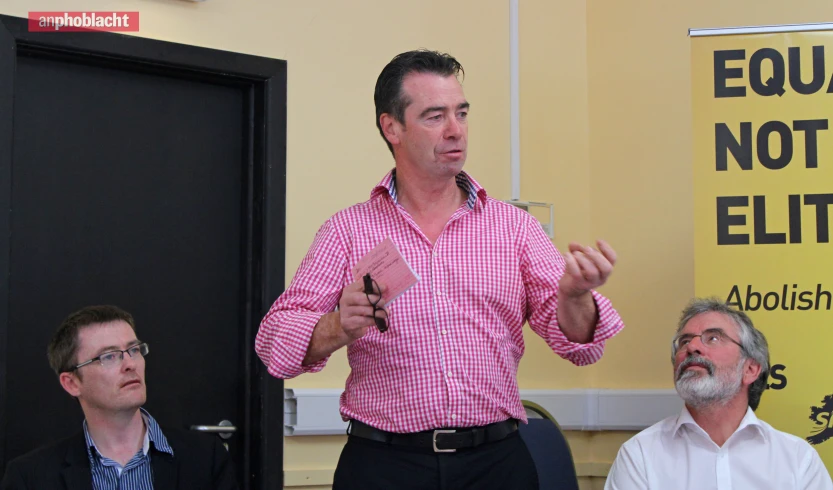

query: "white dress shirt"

left=605, top=406, right=833, bottom=490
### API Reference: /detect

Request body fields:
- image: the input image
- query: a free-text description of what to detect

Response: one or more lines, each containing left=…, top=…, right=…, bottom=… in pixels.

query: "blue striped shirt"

left=83, top=408, right=174, bottom=490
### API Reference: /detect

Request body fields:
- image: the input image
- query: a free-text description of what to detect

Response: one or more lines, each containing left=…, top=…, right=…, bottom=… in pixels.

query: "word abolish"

left=714, top=46, right=831, bottom=98
left=726, top=284, right=832, bottom=311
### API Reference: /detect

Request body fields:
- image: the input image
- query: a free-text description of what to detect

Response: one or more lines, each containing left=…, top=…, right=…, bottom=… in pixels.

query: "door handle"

left=190, top=419, right=237, bottom=439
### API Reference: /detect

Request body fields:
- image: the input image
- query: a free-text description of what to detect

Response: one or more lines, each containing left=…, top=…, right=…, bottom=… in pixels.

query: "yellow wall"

left=517, top=0, right=596, bottom=391
left=575, top=0, right=833, bottom=487
left=5, top=0, right=833, bottom=488
left=584, top=0, right=833, bottom=390
left=0, top=0, right=510, bottom=383
left=0, top=0, right=511, bottom=487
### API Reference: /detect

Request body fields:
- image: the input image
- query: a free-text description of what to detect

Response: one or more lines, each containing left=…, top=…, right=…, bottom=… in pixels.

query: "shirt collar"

left=371, top=168, right=488, bottom=211
left=83, top=407, right=174, bottom=460
left=672, top=405, right=768, bottom=443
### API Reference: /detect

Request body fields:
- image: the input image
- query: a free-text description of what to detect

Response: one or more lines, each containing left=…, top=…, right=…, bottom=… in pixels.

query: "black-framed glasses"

left=363, top=273, right=388, bottom=333
left=673, top=328, right=743, bottom=353
left=71, top=342, right=149, bottom=371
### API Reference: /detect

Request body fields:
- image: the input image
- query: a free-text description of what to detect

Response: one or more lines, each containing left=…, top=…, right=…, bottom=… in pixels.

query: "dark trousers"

left=332, top=431, right=539, bottom=490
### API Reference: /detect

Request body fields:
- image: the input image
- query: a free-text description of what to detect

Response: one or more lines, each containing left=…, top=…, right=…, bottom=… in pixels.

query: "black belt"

left=347, top=419, right=519, bottom=453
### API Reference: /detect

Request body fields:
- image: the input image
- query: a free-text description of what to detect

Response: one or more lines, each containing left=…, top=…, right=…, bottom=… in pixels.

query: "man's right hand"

left=337, top=278, right=387, bottom=341
left=302, top=278, right=388, bottom=366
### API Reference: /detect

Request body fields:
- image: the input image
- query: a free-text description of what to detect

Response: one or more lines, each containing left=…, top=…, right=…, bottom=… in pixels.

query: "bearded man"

left=605, top=298, right=832, bottom=490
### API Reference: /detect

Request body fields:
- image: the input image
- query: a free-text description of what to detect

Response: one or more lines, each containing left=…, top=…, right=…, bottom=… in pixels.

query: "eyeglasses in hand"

left=363, top=273, right=388, bottom=333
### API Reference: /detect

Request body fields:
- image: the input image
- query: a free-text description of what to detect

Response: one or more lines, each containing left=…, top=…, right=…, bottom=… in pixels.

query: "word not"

left=715, top=120, right=828, bottom=171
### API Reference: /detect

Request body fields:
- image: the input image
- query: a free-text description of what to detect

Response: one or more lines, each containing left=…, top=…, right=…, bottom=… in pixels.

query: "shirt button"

left=447, top=371, right=453, bottom=377
left=441, top=329, right=448, bottom=335
left=436, top=290, right=443, bottom=296
left=450, top=414, right=457, bottom=420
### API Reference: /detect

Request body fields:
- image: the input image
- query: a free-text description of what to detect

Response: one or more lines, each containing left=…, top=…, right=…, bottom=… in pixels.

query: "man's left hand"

left=559, top=239, right=617, bottom=298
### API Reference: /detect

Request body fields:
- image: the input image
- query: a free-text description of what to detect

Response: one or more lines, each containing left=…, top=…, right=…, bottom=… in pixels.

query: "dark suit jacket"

left=0, top=429, right=238, bottom=490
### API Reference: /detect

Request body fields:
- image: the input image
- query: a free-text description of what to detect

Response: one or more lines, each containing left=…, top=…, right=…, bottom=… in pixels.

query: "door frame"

left=0, top=14, right=286, bottom=489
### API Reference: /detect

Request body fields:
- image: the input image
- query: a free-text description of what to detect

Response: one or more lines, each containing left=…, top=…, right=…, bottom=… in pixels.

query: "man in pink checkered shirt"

left=255, top=49, right=625, bottom=490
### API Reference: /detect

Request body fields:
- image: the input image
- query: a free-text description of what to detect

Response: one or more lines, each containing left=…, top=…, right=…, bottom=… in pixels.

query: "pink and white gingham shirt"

left=255, top=170, right=625, bottom=433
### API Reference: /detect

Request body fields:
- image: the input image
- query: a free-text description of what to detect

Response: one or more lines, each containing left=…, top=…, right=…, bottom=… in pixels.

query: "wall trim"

left=284, top=388, right=682, bottom=436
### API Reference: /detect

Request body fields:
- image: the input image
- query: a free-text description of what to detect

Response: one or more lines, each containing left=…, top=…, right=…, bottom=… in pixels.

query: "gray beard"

left=675, top=355, right=744, bottom=409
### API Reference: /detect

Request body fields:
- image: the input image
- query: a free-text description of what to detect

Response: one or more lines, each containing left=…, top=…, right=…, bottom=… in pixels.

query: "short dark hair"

left=48, top=305, right=136, bottom=375
left=673, top=297, right=770, bottom=411
left=374, top=49, right=465, bottom=155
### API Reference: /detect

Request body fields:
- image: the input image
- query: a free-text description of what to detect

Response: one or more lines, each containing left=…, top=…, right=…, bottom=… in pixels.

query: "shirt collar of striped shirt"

left=83, top=407, right=174, bottom=460
left=372, top=169, right=487, bottom=211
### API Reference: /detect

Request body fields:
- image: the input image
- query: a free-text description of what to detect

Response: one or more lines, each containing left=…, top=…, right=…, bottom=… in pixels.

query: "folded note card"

left=351, top=237, right=419, bottom=305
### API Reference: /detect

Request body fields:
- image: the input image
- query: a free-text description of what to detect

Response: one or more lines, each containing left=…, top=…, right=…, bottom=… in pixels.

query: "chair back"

left=519, top=400, right=580, bottom=490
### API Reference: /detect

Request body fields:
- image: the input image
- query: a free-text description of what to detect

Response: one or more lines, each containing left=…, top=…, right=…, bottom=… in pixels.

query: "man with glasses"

left=0, top=305, right=237, bottom=490
left=605, top=298, right=832, bottom=490
left=256, top=49, right=625, bottom=489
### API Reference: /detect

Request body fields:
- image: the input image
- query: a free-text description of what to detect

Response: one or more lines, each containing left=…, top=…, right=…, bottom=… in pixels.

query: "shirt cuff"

left=258, top=310, right=330, bottom=379
left=548, top=290, right=625, bottom=365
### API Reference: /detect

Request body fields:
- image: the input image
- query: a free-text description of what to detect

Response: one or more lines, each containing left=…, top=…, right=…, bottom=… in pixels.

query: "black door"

left=0, top=15, right=285, bottom=489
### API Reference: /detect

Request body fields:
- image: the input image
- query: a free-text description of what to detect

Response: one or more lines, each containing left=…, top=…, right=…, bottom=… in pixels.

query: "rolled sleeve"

left=255, top=304, right=329, bottom=378
left=521, top=213, right=625, bottom=366
left=543, top=289, right=625, bottom=366
left=254, top=219, right=348, bottom=379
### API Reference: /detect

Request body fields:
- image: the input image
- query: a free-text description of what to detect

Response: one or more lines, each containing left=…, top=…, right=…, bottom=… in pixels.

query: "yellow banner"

left=693, top=28, right=833, bottom=469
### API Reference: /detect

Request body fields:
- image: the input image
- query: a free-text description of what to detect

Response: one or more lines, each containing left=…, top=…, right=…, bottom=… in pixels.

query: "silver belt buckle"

left=433, top=429, right=457, bottom=453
